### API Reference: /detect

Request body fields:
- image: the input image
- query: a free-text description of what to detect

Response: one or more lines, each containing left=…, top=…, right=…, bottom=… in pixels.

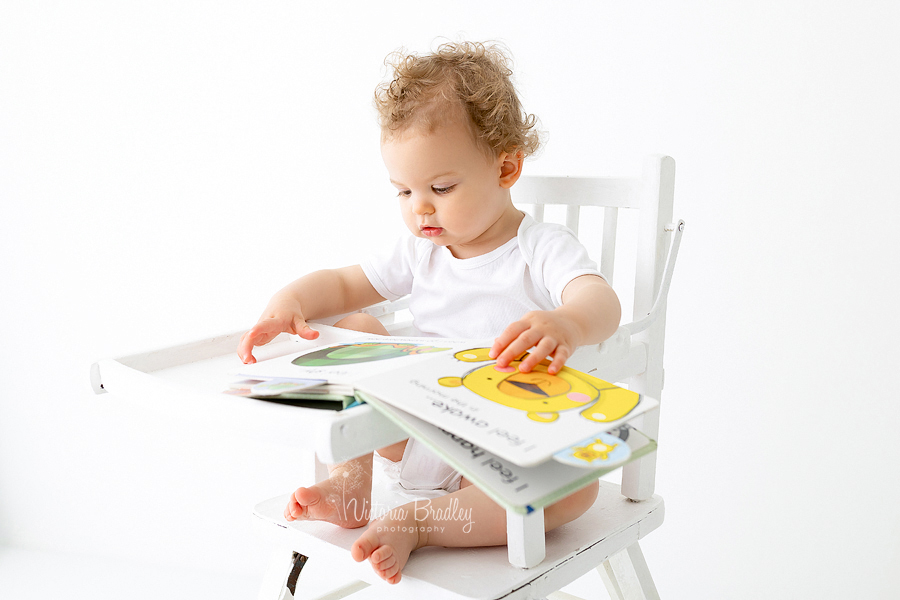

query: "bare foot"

left=284, top=468, right=371, bottom=529
left=350, top=505, right=427, bottom=584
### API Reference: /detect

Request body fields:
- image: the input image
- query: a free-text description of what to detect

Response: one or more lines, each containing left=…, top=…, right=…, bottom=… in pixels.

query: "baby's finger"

left=292, top=316, right=319, bottom=340
left=240, top=320, right=285, bottom=362
left=238, top=332, right=253, bottom=363
left=238, top=330, right=263, bottom=364
left=496, top=329, right=542, bottom=368
left=490, top=321, right=529, bottom=364
left=547, top=344, right=571, bottom=374
left=239, top=340, right=261, bottom=364
left=517, top=338, right=557, bottom=373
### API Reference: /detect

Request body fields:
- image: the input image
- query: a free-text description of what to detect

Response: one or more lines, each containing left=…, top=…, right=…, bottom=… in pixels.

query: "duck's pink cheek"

left=566, top=392, right=592, bottom=404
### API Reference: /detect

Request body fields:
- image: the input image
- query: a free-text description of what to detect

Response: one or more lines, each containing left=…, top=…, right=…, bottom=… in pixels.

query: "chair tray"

left=91, top=326, right=408, bottom=463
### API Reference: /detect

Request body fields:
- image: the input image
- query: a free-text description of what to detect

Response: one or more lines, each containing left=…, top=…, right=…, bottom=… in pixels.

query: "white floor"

left=0, top=545, right=606, bottom=600
left=0, top=546, right=261, bottom=600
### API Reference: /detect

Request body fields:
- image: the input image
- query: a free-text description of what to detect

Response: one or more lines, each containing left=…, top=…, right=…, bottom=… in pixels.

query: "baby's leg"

left=351, top=479, right=599, bottom=583
left=285, top=312, right=401, bottom=529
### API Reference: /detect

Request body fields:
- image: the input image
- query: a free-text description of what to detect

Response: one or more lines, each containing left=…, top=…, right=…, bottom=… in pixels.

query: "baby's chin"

left=413, top=230, right=450, bottom=245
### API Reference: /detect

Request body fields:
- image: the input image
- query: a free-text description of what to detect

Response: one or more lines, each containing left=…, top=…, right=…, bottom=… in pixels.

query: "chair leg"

left=257, top=548, right=303, bottom=600
left=257, top=546, right=372, bottom=600
left=597, top=542, right=659, bottom=600
left=507, top=507, right=546, bottom=568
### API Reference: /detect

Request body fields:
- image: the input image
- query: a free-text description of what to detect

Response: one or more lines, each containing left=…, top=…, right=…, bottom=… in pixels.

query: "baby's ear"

left=498, top=150, right=525, bottom=189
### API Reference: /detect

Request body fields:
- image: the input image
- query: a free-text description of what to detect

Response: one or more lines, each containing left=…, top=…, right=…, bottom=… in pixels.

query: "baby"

left=238, top=41, right=622, bottom=585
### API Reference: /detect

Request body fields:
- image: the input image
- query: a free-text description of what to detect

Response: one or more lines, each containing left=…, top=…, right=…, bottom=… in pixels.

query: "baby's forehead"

left=381, top=111, right=494, bottom=158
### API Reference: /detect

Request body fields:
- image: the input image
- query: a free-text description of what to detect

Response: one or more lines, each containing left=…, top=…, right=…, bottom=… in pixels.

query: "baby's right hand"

left=238, top=309, right=319, bottom=364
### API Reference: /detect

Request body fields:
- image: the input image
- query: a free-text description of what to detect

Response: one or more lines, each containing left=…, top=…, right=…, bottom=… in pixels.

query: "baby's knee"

left=334, top=312, right=389, bottom=335
left=546, top=480, right=599, bottom=530
left=564, top=480, right=599, bottom=516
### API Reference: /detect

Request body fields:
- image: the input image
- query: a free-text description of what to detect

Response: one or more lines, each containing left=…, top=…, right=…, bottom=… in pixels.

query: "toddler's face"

left=381, top=118, right=521, bottom=259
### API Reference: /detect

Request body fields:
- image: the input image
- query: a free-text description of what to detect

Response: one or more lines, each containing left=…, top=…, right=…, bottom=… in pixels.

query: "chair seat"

left=252, top=481, right=664, bottom=600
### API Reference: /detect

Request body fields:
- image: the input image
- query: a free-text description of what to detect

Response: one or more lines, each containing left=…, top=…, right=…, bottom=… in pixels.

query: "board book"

left=357, top=390, right=656, bottom=513
left=236, top=327, right=658, bottom=471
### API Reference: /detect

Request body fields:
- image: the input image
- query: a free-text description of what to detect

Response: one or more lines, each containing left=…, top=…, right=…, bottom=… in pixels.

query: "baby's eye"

left=397, top=190, right=411, bottom=198
left=432, top=185, right=455, bottom=195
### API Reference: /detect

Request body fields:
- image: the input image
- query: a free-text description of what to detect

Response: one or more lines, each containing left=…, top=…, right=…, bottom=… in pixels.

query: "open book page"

left=237, top=328, right=483, bottom=385
left=237, top=330, right=657, bottom=467
left=358, top=391, right=657, bottom=514
left=354, top=345, right=658, bottom=467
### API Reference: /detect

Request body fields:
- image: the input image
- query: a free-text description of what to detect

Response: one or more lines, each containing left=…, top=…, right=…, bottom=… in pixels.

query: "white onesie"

left=361, top=212, right=604, bottom=495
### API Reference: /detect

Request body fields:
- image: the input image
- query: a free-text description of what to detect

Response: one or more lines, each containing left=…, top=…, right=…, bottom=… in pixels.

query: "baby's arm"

left=489, top=274, right=621, bottom=374
left=238, top=265, right=385, bottom=364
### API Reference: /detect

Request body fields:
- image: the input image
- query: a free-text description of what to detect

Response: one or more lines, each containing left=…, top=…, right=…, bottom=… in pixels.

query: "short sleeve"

left=521, top=222, right=604, bottom=307
left=360, top=235, right=418, bottom=302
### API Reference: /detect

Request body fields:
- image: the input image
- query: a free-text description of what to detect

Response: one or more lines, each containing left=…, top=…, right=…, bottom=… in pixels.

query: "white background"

left=2, top=1, right=899, bottom=598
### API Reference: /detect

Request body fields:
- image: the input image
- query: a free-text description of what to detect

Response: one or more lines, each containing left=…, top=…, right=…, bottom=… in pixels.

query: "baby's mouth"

left=421, top=226, right=444, bottom=237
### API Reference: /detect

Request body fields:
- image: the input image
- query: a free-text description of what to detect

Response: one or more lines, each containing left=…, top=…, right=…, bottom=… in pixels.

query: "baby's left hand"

left=489, top=309, right=583, bottom=375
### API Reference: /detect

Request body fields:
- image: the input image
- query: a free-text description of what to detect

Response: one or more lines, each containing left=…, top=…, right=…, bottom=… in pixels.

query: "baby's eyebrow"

left=389, top=173, right=459, bottom=187
left=429, top=171, right=457, bottom=180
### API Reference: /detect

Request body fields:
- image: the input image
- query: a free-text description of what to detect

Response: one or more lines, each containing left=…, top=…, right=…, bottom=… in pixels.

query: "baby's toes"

left=372, top=548, right=400, bottom=582
left=371, top=544, right=394, bottom=565
left=369, top=546, right=397, bottom=571
left=283, top=499, right=303, bottom=521
left=351, top=532, right=377, bottom=562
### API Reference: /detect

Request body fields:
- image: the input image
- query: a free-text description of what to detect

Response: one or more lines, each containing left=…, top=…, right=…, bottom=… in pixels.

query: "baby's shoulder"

left=516, top=217, right=585, bottom=263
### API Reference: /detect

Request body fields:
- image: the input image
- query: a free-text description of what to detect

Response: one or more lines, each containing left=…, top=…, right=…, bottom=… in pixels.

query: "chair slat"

left=566, top=205, right=580, bottom=236
left=532, top=203, right=544, bottom=223
left=513, top=176, right=641, bottom=209
left=601, top=206, right=618, bottom=286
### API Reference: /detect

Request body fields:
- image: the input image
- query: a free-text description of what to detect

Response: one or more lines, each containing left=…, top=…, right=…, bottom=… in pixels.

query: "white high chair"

left=89, top=154, right=681, bottom=600
left=251, top=155, right=682, bottom=600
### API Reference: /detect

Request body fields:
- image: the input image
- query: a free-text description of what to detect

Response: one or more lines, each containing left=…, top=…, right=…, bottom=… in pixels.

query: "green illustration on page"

left=292, top=342, right=451, bottom=367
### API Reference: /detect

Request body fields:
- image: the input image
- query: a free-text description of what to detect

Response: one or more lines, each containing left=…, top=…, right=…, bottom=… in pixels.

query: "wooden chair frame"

left=90, top=155, right=681, bottom=600
left=250, top=154, right=682, bottom=600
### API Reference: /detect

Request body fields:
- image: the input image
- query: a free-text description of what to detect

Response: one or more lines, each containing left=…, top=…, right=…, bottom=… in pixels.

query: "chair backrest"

left=512, top=155, right=676, bottom=500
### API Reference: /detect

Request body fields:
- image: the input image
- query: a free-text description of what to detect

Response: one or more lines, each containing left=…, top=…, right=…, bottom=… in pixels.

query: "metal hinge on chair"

left=285, top=552, right=308, bottom=596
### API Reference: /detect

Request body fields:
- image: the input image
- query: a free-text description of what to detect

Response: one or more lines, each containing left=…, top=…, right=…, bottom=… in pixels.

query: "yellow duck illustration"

left=437, top=348, right=639, bottom=423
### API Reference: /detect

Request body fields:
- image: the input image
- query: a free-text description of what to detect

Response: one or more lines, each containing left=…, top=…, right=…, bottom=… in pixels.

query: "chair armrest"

left=623, top=220, right=684, bottom=336
left=360, top=297, right=410, bottom=317
left=312, top=298, right=413, bottom=330
left=596, top=327, right=632, bottom=363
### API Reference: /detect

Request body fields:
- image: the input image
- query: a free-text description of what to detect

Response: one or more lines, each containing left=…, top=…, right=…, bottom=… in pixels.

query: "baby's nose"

left=412, top=196, right=435, bottom=214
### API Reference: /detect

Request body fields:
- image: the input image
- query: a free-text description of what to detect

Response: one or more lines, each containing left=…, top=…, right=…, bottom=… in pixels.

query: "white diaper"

left=374, top=439, right=462, bottom=501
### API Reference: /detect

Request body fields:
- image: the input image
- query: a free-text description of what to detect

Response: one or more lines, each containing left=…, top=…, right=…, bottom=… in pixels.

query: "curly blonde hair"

left=374, top=41, right=542, bottom=158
